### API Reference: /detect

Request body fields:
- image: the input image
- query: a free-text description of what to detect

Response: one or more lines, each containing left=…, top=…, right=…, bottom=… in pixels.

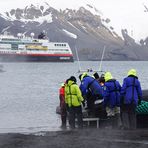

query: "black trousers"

left=86, top=94, right=101, bottom=117
left=61, top=105, right=67, bottom=127
left=69, top=106, right=83, bottom=129
left=121, top=103, right=137, bottom=129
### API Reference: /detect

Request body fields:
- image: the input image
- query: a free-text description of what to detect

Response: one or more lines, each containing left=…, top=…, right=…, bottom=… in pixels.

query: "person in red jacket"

left=59, top=82, right=67, bottom=128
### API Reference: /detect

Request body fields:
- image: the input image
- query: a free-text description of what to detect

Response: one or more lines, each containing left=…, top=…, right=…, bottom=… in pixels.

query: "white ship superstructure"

left=0, top=33, right=74, bottom=62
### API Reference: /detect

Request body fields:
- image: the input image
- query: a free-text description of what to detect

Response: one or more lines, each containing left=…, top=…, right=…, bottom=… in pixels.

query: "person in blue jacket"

left=120, top=69, right=142, bottom=130
left=79, top=73, right=103, bottom=116
left=103, top=72, right=122, bottom=129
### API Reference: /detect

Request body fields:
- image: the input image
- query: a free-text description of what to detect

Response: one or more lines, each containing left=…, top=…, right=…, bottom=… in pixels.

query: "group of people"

left=59, top=69, right=142, bottom=130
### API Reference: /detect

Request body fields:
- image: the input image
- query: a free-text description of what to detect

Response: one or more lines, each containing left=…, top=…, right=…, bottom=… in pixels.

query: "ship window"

left=2, top=38, right=20, bottom=41
left=54, top=44, right=67, bottom=47
left=11, top=44, right=18, bottom=50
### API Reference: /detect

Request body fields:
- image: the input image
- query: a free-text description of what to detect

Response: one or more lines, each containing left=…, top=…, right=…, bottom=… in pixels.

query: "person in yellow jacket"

left=65, top=76, right=84, bottom=129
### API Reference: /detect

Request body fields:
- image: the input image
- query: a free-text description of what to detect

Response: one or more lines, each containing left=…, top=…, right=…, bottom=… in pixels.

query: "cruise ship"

left=0, top=33, right=74, bottom=62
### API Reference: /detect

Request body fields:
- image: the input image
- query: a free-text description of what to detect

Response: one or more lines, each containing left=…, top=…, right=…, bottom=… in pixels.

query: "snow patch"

left=67, top=22, right=80, bottom=32
left=1, top=26, right=11, bottom=33
left=62, top=29, right=77, bottom=39
left=23, top=14, right=53, bottom=24
left=1, top=12, right=53, bottom=24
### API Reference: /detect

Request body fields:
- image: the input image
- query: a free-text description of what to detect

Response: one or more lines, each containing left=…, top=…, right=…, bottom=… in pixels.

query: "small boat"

left=0, top=32, right=74, bottom=62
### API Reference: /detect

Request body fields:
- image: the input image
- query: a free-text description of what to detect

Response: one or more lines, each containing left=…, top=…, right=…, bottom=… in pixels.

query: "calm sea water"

left=0, top=61, right=148, bottom=133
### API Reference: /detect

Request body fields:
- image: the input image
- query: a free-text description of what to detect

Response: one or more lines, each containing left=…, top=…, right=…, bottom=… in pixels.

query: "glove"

left=138, top=99, right=141, bottom=105
left=138, top=96, right=142, bottom=105
left=83, top=95, right=87, bottom=101
left=82, top=101, right=85, bottom=107
left=120, top=96, right=124, bottom=105
left=102, top=99, right=106, bottom=109
left=66, top=104, right=69, bottom=112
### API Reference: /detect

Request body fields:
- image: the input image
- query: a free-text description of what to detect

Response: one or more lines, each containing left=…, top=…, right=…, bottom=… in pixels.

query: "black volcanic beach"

left=0, top=129, right=147, bottom=148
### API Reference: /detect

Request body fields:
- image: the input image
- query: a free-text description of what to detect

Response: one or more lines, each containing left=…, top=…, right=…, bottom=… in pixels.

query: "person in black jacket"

left=79, top=73, right=103, bottom=117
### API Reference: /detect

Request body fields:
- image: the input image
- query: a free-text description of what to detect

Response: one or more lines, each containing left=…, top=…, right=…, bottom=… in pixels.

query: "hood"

left=104, top=72, right=113, bottom=82
left=67, top=80, right=75, bottom=86
left=80, top=72, right=88, bottom=81
left=128, top=69, right=137, bottom=77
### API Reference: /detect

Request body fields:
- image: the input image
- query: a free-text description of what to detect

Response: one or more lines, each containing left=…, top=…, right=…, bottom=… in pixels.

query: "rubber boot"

left=61, top=116, right=66, bottom=129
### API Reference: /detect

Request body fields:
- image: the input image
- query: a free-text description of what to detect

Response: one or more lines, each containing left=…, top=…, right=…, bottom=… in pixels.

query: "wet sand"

left=0, top=128, right=147, bottom=148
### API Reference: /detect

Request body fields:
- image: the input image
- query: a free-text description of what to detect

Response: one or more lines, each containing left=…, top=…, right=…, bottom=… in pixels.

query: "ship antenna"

left=75, top=45, right=82, bottom=73
left=98, top=45, right=106, bottom=72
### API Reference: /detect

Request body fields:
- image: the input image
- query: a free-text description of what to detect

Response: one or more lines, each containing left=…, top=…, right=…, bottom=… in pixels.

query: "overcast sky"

left=0, top=0, right=148, bottom=41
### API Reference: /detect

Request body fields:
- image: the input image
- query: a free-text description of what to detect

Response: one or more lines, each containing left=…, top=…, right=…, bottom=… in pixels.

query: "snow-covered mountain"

left=0, top=1, right=148, bottom=60
left=1, top=0, right=148, bottom=40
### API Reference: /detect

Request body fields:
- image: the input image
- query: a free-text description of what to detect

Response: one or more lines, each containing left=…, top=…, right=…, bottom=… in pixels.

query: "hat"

left=69, top=76, right=77, bottom=83
left=101, top=73, right=105, bottom=78
left=93, top=72, right=99, bottom=79
left=79, top=74, right=82, bottom=81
